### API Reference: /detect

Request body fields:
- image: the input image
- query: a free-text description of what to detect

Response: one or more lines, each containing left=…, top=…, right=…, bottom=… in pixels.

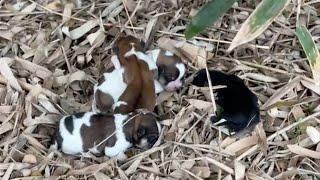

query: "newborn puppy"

left=93, top=36, right=145, bottom=114
left=147, top=49, right=186, bottom=93
left=192, top=69, right=260, bottom=133
left=52, top=110, right=161, bottom=161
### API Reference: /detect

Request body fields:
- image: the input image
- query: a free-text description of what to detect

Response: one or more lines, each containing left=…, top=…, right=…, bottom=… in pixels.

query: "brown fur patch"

left=80, top=114, right=117, bottom=155
left=112, top=36, right=144, bottom=114
left=136, top=60, right=156, bottom=111
left=95, top=89, right=114, bottom=113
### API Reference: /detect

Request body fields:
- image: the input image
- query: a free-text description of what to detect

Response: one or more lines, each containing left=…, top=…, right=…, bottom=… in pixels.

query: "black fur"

left=51, top=126, right=63, bottom=149
left=192, top=69, right=260, bottom=132
left=64, top=116, right=74, bottom=134
left=74, top=112, right=85, bottom=118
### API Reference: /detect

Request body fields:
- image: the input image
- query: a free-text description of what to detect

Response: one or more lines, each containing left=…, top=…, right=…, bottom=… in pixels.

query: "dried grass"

left=0, top=0, right=320, bottom=179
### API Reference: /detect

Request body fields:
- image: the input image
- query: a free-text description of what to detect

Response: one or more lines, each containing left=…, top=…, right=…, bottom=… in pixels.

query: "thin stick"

left=0, top=75, right=58, bottom=100
left=236, top=111, right=320, bottom=161
left=121, top=0, right=137, bottom=36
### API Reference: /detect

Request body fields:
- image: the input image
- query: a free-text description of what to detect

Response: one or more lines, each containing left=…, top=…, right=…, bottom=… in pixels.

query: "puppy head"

left=157, top=51, right=186, bottom=91
left=113, top=35, right=145, bottom=56
left=132, top=111, right=161, bottom=150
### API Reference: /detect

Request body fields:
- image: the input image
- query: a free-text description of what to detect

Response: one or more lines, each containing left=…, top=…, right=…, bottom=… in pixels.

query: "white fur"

left=111, top=55, right=121, bottom=69
left=92, top=67, right=127, bottom=112
left=164, top=50, right=174, bottom=56
left=112, top=101, right=127, bottom=110
left=88, top=145, right=100, bottom=154
left=59, top=112, right=95, bottom=155
left=175, top=63, right=186, bottom=80
left=154, top=80, right=164, bottom=94
left=126, top=47, right=158, bottom=70
left=156, top=121, right=162, bottom=135
left=147, top=49, right=161, bottom=64
left=104, top=114, right=132, bottom=158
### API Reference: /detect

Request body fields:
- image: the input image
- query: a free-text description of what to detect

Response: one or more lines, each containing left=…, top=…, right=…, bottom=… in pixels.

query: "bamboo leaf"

left=228, top=0, right=290, bottom=51
left=185, top=0, right=236, bottom=39
left=296, top=25, right=320, bottom=83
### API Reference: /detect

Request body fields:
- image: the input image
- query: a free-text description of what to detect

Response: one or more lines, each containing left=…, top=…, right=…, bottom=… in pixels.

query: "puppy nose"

left=176, top=80, right=182, bottom=87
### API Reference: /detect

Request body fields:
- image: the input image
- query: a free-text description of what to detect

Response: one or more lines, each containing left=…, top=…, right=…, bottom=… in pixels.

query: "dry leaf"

left=144, top=17, right=158, bottom=43
left=186, top=99, right=212, bottom=111
left=225, top=136, right=258, bottom=154
left=242, top=73, right=279, bottom=83
left=68, top=20, right=99, bottom=40
left=287, top=144, right=320, bottom=159
left=12, top=3, right=37, bottom=21
left=306, top=126, right=320, bottom=144
left=45, top=0, right=62, bottom=11
left=234, top=160, right=246, bottom=180
left=262, top=76, right=301, bottom=109
left=0, top=57, right=22, bottom=92
left=22, top=154, right=37, bottom=164
left=125, top=157, right=142, bottom=175
left=62, top=3, right=74, bottom=23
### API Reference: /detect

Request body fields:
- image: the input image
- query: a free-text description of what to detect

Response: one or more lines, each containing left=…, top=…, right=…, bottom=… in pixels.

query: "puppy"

left=192, top=69, right=260, bottom=133
left=52, top=110, right=161, bottom=161
left=93, top=36, right=145, bottom=114
left=147, top=49, right=186, bottom=93
left=123, top=48, right=186, bottom=94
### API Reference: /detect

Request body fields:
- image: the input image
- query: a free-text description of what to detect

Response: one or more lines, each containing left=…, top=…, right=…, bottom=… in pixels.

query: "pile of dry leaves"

left=0, top=0, right=319, bottom=179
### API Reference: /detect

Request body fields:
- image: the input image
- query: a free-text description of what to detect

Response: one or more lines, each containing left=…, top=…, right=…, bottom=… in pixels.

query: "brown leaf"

left=0, top=57, right=22, bottom=92
left=287, top=144, right=320, bottom=159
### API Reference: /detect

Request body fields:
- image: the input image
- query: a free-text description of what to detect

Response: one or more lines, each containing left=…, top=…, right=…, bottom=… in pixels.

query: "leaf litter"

left=0, top=0, right=319, bottom=179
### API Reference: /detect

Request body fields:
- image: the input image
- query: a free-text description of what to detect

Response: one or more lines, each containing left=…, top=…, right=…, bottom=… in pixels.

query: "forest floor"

left=0, top=0, right=320, bottom=179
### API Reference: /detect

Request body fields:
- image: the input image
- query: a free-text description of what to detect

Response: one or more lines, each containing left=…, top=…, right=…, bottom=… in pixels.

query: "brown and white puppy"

left=122, top=48, right=186, bottom=94
left=147, top=49, right=186, bottom=93
left=93, top=36, right=146, bottom=114
left=52, top=110, right=161, bottom=161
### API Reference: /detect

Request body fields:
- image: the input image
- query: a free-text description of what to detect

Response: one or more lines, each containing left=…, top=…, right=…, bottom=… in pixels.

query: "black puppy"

left=192, top=69, right=260, bottom=133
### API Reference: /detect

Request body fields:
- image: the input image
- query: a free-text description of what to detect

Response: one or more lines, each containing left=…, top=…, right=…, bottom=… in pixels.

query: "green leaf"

left=296, top=25, right=320, bottom=82
left=228, top=0, right=290, bottom=51
left=185, top=0, right=236, bottom=39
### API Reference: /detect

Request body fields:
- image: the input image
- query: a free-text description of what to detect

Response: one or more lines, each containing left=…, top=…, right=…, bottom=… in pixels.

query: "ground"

left=0, top=0, right=320, bottom=179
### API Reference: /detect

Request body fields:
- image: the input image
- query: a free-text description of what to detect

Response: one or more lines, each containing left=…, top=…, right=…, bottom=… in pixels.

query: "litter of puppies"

left=51, top=35, right=262, bottom=162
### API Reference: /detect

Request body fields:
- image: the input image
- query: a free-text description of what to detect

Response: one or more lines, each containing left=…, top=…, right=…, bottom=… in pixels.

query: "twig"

left=205, top=157, right=235, bottom=175
left=120, top=0, right=137, bottom=36
left=236, top=111, right=320, bottom=161
left=0, top=75, right=58, bottom=101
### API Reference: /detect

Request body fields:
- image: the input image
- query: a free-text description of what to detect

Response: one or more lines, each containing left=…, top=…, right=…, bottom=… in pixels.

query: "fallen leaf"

left=296, top=25, right=320, bottom=84
left=262, top=76, right=301, bottom=109
left=68, top=20, right=99, bottom=40
left=242, top=73, right=279, bottom=83
left=306, top=126, right=320, bottom=144
left=234, top=160, right=246, bottom=180
left=186, top=99, right=212, bottom=111
left=287, top=144, right=320, bottom=159
left=22, top=154, right=37, bottom=164
left=0, top=57, right=22, bottom=92
left=228, top=0, right=290, bottom=51
left=225, top=136, right=258, bottom=154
